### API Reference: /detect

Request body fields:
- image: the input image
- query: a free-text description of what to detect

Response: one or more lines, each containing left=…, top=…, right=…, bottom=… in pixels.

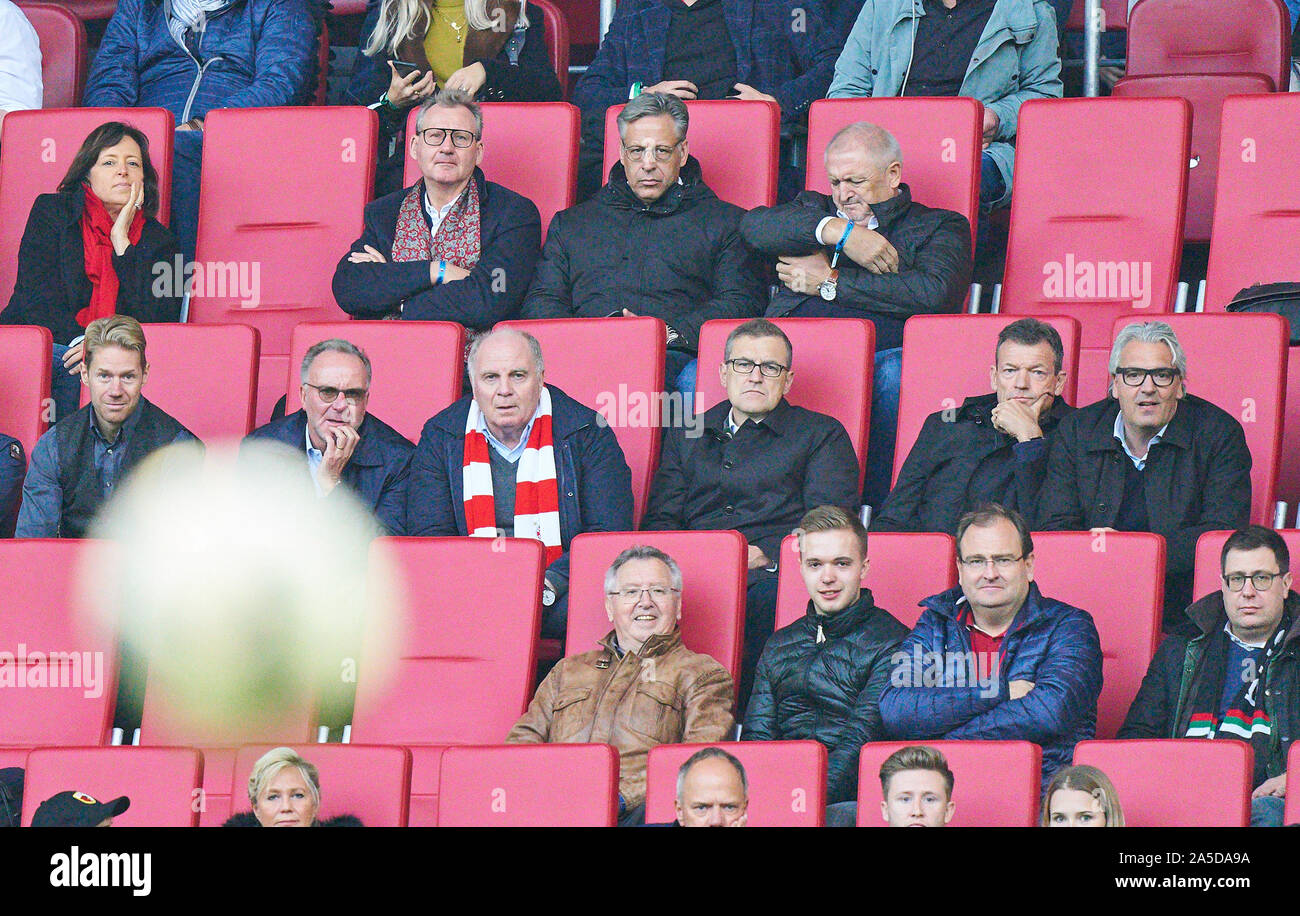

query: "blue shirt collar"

left=477, top=397, right=543, bottom=462
left=1112, top=410, right=1168, bottom=470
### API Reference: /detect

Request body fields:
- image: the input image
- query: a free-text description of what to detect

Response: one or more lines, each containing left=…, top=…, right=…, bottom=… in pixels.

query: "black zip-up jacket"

left=874, top=392, right=1073, bottom=533
left=738, top=183, right=971, bottom=350
left=741, top=590, right=908, bottom=803
left=521, top=157, right=764, bottom=351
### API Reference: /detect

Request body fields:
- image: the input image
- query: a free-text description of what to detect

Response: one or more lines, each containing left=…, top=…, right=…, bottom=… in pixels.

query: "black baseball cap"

left=31, top=791, right=131, bottom=827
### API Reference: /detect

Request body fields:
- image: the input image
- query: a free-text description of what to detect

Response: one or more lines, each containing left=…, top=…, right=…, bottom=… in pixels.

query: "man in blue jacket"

left=244, top=338, right=413, bottom=536
left=879, top=503, right=1102, bottom=788
left=406, top=327, right=634, bottom=640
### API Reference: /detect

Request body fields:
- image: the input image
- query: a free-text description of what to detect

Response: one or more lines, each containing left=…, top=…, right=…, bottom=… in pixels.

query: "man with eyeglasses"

left=876, top=318, right=1071, bottom=533
left=1120, top=525, right=1300, bottom=827
left=332, top=88, right=541, bottom=330
left=507, top=545, right=735, bottom=826
left=1039, top=320, right=1252, bottom=634
left=245, top=338, right=413, bottom=535
left=642, top=319, right=859, bottom=706
left=522, top=91, right=764, bottom=397
left=879, top=504, right=1102, bottom=791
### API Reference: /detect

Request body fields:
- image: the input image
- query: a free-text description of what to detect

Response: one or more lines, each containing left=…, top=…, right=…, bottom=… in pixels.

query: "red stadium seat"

left=1111, top=313, right=1287, bottom=525
left=1074, top=738, right=1252, bottom=826
left=0, top=325, right=52, bottom=461
left=404, top=102, right=579, bottom=241
left=644, top=740, right=828, bottom=827
left=0, top=107, right=175, bottom=306
left=27, top=0, right=118, bottom=19
left=547, top=0, right=597, bottom=57
left=437, top=744, right=619, bottom=826
left=694, top=318, right=874, bottom=490
left=187, top=107, right=376, bottom=425
left=602, top=100, right=781, bottom=209
left=805, top=97, right=983, bottom=249
left=229, top=744, right=412, bottom=827
left=1065, top=0, right=1128, bottom=30
left=285, top=320, right=464, bottom=445
left=1192, top=529, right=1300, bottom=599
left=76, top=323, right=260, bottom=442
left=1111, top=74, right=1273, bottom=244
left=1286, top=741, right=1300, bottom=825
left=351, top=537, right=544, bottom=826
left=0, top=540, right=117, bottom=750
left=1000, top=98, right=1189, bottom=399
left=500, top=317, right=666, bottom=526
left=20, top=746, right=202, bottom=827
left=856, top=740, right=1042, bottom=826
left=16, top=3, right=86, bottom=108
left=531, top=0, right=570, bottom=98
left=775, top=531, right=956, bottom=630
left=566, top=530, right=746, bottom=687
left=894, top=314, right=1081, bottom=485
left=1030, top=532, right=1165, bottom=740
left=1125, top=0, right=1290, bottom=90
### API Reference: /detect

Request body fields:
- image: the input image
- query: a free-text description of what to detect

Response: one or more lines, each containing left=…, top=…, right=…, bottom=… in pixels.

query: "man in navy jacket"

left=879, top=504, right=1102, bottom=788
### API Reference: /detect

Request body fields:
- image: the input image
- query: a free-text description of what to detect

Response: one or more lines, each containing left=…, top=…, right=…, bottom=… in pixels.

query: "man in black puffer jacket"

left=742, top=505, right=908, bottom=821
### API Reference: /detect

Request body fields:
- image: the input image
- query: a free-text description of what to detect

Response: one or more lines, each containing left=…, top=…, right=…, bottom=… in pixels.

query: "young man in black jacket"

left=1119, top=525, right=1299, bottom=827
left=742, top=505, right=908, bottom=826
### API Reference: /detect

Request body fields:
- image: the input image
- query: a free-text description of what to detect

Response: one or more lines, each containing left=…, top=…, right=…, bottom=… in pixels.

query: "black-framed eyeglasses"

left=1114, top=367, right=1181, bottom=388
left=1223, top=571, right=1283, bottom=592
left=959, top=554, right=1025, bottom=571
left=417, top=127, right=478, bottom=149
left=305, top=383, right=369, bottom=404
left=620, top=140, right=682, bottom=162
left=725, top=358, right=789, bottom=379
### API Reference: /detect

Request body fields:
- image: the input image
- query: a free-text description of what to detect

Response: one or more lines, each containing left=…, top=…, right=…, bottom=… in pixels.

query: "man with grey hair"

left=522, top=92, right=763, bottom=397
left=245, top=338, right=414, bottom=535
left=507, top=544, right=735, bottom=825
left=740, top=121, right=972, bottom=506
left=1039, top=320, right=1252, bottom=633
left=407, top=327, right=634, bottom=638
left=671, top=746, right=749, bottom=826
left=332, top=88, right=542, bottom=330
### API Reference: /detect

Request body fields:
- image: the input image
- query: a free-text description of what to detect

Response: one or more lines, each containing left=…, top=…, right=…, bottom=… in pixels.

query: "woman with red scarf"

left=2, top=121, right=183, bottom=422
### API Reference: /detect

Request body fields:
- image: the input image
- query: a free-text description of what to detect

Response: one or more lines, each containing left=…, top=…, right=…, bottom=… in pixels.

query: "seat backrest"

left=1029, top=531, right=1165, bottom=739
left=566, top=531, right=746, bottom=686
left=404, top=102, right=579, bottom=242
left=0, top=539, right=118, bottom=747
left=1192, top=528, right=1300, bottom=598
left=0, top=107, right=174, bottom=306
left=20, top=746, right=202, bottom=827
left=0, top=325, right=53, bottom=460
left=805, top=97, right=982, bottom=249
left=1073, top=738, right=1252, bottom=826
left=230, top=743, right=412, bottom=827
left=77, top=323, right=259, bottom=442
left=17, top=3, right=86, bottom=108
left=1286, top=741, right=1300, bottom=825
left=1065, top=0, right=1128, bottom=29
left=856, top=740, right=1042, bottom=826
left=1113, top=312, right=1287, bottom=525
left=1203, top=94, right=1300, bottom=311
left=529, top=0, right=570, bottom=97
left=285, top=320, right=464, bottom=445
left=187, top=107, right=376, bottom=424
left=499, top=317, right=665, bottom=525
left=1001, top=98, right=1190, bottom=351
left=775, top=531, right=957, bottom=630
left=694, top=318, right=875, bottom=489
left=437, top=744, right=619, bottom=826
left=894, top=314, right=1081, bottom=485
left=644, top=740, right=828, bottom=826
left=1125, top=0, right=1290, bottom=90
left=1111, top=74, right=1273, bottom=244
left=602, top=100, right=781, bottom=209
left=351, top=537, right=543, bottom=744
left=40, top=0, right=119, bottom=19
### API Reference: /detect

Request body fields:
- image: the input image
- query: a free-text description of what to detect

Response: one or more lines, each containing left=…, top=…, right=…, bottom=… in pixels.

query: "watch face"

left=819, top=279, right=837, bottom=301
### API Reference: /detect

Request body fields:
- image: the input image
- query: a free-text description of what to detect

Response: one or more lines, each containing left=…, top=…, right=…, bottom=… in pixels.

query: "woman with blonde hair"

left=223, top=747, right=364, bottom=827
left=1040, top=765, right=1126, bottom=827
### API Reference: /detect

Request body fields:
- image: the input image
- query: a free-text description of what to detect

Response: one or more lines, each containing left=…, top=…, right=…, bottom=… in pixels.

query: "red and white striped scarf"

left=462, top=386, right=562, bottom=564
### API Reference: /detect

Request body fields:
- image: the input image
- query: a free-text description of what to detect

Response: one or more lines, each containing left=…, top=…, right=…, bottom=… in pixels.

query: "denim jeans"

left=863, top=347, right=902, bottom=513
left=171, top=128, right=204, bottom=262
left=1251, top=794, right=1285, bottom=827
left=50, top=343, right=81, bottom=425
left=665, top=351, right=698, bottom=401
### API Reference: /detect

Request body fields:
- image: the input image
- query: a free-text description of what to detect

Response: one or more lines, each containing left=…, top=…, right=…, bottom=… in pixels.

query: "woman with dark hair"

left=1, top=121, right=183, bottom=422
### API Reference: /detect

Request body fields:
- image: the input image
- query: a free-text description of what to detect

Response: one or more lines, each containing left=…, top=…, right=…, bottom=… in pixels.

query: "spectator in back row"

left=2, top=122, right=184, bottom=424
left=406, top=328, right=633, bottom=640
left=1038, top=320, right=1252, bottom=634
left=333, top=90, right=541, bottom=330
left=0, top=433, right=22, bottom=537
left=523, top=92, right=763, bottom=398
left=876, top=317, right=1071, bottom=533
left=245, top=338, right=414, bottom=536
left=0, top=0, right=42, bottom=131
left=740, top=121, right=971, bottom=508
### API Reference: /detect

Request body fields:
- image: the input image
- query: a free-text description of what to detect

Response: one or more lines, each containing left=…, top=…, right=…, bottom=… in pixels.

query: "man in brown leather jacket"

left=506, top=544, right=736, bottom=825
